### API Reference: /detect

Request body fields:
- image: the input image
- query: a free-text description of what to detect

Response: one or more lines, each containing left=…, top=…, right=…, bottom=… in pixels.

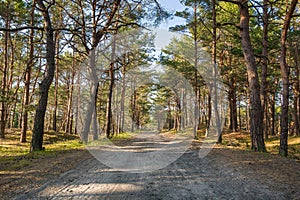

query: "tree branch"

left=0, top=26, right=81, bottom=34
left=108, top=21, right=145, bottom=31
left=219, top=0, right=240, bottom=5
left=217, top=22, right=241, bottom=30
left=93, top=0, right=121, bottom=48
left=0, top=26, right=43, bottom=32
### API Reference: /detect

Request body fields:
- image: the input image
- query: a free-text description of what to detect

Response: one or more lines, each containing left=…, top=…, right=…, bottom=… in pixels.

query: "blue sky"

left=149, top=0, right=187, bottom=50
left=157, top=0, right=186, bottom=29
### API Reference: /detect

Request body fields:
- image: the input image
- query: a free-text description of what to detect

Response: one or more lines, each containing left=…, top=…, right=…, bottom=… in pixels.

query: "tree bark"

left=80, top=0, right=121, bottom=140
left=8, top=30, right=16, bottom=129
left=293, top=41, right=300, bottom=136
left=238, top=95, right=242, bottom=129
left=239, top=0, right=266, bottom=152
left=193, top=1, right=199, bottom=139
left=74, top=70, right=81, bottom=135
left=81, top=49, right=98, bottom=143
left=229, top=77, right=238, bottom=132
left=245, top=90, right=249, bottom=131
left=0, top=3, right=10, bottom=138
left=21, top=2, right=35, bottom=142
left=261, top=0, right=269, bottom=139
left=279, top=0, right=298, bottom=157
left=52, top=31, right=60, bottom=132
left=92, top=82, right=99, bottom=140
left=270, top=89, right=276, bottom=136
left=181, top=87, right=186, bottom=129
left=30, top=0, right=55, bottom=152
left=131, top=81, right=136, bottom=132
left=211, top=0, right=222, bottom=144
left=66, top=57, right=76, bottom=134
left=120, top=63, right=126, bottom=133
left=105, top=35, right=116, bottom=138
left=10, top=79, right=20, bottom=128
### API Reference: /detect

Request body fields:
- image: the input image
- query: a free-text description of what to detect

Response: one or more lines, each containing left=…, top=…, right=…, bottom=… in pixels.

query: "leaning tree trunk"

left=30, top=0, right=55, bottom=152
left=239, top=1, right=266, bottom=152
left=279, top=0, right=298, bottom=157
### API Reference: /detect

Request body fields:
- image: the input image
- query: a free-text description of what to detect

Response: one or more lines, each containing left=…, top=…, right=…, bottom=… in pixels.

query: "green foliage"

left=160, top=35, right=205, bottom=90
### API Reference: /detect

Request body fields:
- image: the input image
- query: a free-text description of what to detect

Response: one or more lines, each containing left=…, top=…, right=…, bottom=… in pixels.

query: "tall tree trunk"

left=120, top=64, right=126, bottom=133
left=10, top=79, right=20, bottom=129
left=74, top=70, right=81, bottom=135
left=279, top=0, right=298, bottom=157
left=21, top=2, right=35, bottom=142
left=261, top=0, right=269, bottom=139
left=66, top=58, right=76, bottom=134
left=239, top=1, right=266, bottom=152
left=168, top=100, right=172, bottom=130
left=30, top=0, right=55, bottom=152
left=197, top=90, right=202, bottom=130
left=92, top=82, right=99, bottom=140
left=8, top=31, right=15, bottom=129
left=174, top=90, right=181, bottom=131
left=105, top=35, right=116, bottom=138
left=64, top=72, right=70, bottom=133
left=81, top=49, right=98, bottom=143
left=115, top=82, right=120, bottom=135
left=245, top=90, right=249, bottom=131
left=270, top=89, right=276, bottom=136
left=211, top=0, right=222, bottom=144
left=292, top=41, right=300, bottom=136
left=80, top=0, right=121, bottom=139
left=52, top=31, right=60, bottom=132
left=92, top=108, right=98, bottom=140
left=193, top=1, right=199, bottom=139
left=0, top=4, right=9, bottom=138
left=206, top=93, right=212, bottom=131
left=238, top=95, right=242, bottom=130
left=19, top=94, right=24, bottom=129
left=181, top=87, right=186, bottom=129
left=229, top=77, right=238, bottom=132
left=131, top=82, right=136, bottom=132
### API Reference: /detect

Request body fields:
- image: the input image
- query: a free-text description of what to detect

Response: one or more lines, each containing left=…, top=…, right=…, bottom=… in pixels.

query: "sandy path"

left=15, top=133, right=300, bottom=200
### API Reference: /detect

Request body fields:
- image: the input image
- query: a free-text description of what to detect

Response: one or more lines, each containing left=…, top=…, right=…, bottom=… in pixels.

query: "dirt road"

left=15, top=133, right=300, bottom=200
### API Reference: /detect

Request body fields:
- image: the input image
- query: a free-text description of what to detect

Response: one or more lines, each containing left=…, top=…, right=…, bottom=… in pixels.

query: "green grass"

left=221, top=129, right=300, bottom=160
left=265, top=135, right=300, bottom=160
left=0, top=129, right=83, bottom=171
left=2, top=128, right=298, bottom=171
left=86, top=132, right=134, bottom=146
left=111, top=132, right=133, bottom=140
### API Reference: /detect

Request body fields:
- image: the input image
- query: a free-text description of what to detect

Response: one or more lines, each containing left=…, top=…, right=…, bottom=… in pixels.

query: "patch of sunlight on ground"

left=0, top=129, right=83, bottom=171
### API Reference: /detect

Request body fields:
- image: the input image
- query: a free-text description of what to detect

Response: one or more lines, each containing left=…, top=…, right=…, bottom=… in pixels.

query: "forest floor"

left=0, top=130, right=300, bottom=199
